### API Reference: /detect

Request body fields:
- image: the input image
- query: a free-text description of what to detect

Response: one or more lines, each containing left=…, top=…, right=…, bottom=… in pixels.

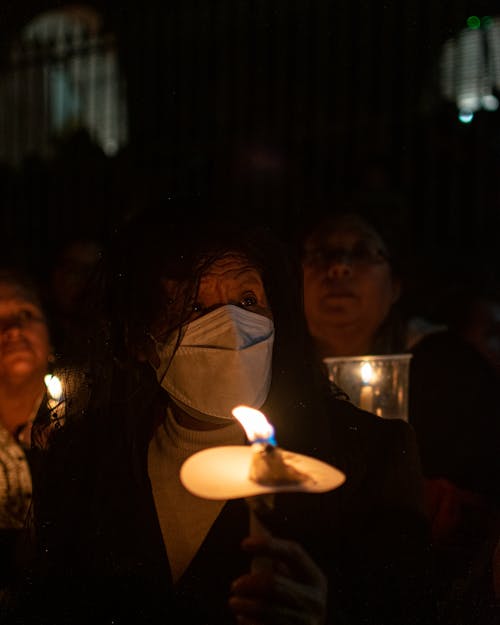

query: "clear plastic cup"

left=323, top=354, right=412, bottom=421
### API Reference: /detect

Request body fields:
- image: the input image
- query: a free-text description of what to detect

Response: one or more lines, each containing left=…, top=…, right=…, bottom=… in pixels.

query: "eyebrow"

left=0, top=299, right=40, bottom=308
left=230, top=270, right=263, bottom=286
left=204, top=263, right=260, bottom=279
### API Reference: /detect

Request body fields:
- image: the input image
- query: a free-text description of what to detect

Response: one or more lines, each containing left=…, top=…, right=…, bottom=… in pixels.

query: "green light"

left=481, top=15, right=493, bottom=28
left=467, top=15, right=481, bottom=29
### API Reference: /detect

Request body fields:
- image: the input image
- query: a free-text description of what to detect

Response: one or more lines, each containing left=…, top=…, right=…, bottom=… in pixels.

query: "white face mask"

left=150, top=304, right=274, bottom=421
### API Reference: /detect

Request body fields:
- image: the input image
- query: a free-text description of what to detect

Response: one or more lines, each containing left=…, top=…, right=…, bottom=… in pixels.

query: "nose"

left=326, top=258, right=353, bottom=279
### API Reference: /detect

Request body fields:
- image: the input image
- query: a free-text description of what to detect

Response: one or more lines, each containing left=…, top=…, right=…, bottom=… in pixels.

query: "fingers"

left=228, top=536, right=328, bottom=625
left=230, top=597, right=320, bottom=625
left=241, top=535, right=327, bottom=588
left=231, top=570, right=325, bottom=614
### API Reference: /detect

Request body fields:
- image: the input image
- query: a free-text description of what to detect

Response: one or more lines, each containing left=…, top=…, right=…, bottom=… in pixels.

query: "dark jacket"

left=409, top=331, right=500, bottom=623
left=9, top=396, right=434, bottom=625
left=410, top=330, right=500, bottom=500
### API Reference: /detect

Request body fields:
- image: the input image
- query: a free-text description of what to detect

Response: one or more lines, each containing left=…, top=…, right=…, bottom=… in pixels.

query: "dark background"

left=1, top=0, right=500, bottom=318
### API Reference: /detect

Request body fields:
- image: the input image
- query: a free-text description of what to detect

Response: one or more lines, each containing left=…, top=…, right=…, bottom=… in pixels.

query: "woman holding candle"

left=11, top=199, right=434, bottom=625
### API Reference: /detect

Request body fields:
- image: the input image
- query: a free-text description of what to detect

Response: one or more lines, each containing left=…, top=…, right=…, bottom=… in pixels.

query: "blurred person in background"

left=410, top=280, right=500, bottom=624
left=301, top=210, right=499, bottom=623
left=45, top=235, right=102, bottom=358
left=301, top=212, right=405, bottom=358
left=0, top=269, right=53, bottom=592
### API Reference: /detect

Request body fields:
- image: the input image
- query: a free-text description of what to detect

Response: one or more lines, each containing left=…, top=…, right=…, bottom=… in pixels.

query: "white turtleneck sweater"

left=148, top=408, right=245, bottom=583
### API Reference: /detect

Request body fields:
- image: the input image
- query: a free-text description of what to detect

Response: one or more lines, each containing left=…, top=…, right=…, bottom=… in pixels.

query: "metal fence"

left=0, top=25, right=127, bottom=166
left=0, top=1, right=499, bottom=280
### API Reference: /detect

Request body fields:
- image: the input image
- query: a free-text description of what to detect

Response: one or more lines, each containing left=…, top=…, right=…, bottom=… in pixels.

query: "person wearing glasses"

left=302, top=212, right=500, bottom=623
left=302, top=212, right=403, bottom=359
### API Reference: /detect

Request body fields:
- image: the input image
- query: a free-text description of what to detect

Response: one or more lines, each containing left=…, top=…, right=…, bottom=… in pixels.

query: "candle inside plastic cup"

left=323, top=354, right=412, bottom=421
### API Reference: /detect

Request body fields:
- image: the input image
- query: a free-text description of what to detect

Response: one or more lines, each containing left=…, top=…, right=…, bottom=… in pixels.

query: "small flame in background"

left=44, top=374, right=63, bottom=401
left=360, top=362, right=374, bottom=385
left=232, top=405, right=276, bottom=445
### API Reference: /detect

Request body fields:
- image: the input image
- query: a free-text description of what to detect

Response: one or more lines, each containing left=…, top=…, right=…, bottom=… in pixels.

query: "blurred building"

left=0, top=0, right=499, bottom=285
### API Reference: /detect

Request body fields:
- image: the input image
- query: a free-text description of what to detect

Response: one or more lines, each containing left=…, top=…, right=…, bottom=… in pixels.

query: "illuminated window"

left=440, top=15, right=500, bottom=123
left=0, top=5, right=128, bottom=164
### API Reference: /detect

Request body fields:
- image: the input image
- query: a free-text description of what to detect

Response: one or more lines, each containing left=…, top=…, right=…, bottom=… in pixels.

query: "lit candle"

left=359, top=362, right=374, bottom=413
left=231, top=405, right=306, bottom=571
left=42, top=372, right=68, bottom=435
left=17, top=374, right=65, bottom=447
left=179, top=406, right=346, bottom=571
left=231, top=405, right=307, bottom=486
left=44, top=374, right=63, bottom=399
left=44, top=373, right=64, bottom=410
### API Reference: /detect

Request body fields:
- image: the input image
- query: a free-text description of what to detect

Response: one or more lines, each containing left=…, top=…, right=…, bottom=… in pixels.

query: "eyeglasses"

left=303, top=243, right=390, bottom=269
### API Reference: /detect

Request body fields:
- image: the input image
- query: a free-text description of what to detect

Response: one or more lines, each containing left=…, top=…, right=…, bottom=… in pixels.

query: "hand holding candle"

left=180, top=406, right=345, bottom=614
left=229, top=534, right=328, bottom=625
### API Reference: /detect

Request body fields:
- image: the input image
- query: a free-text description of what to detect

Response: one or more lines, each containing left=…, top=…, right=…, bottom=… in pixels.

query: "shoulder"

left=410, top=330, right=497, bottom=393
left=411, top=330, right=472, bottom=360
left=325, top=396, right=424, bottom=511
left=326, top=395, right=420, bottom=470
left=328, top=395, right=416, bottom=450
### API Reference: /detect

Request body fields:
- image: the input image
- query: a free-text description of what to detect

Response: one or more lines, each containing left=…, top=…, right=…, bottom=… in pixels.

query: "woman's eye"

left=350, top=248, right=369, bottom=263
left=16, top=309, right=35, bottom=323
left=240, top=293, right=258, bottom=307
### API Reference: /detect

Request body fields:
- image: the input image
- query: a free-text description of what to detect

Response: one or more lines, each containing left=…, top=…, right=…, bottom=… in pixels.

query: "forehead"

left=160, top=254, right=265, bottom=301
left=0, top=282, right=40, bottom=307
left=306, top=224, right=387, bottom=252
left=200, top=254, right=263, bottom=283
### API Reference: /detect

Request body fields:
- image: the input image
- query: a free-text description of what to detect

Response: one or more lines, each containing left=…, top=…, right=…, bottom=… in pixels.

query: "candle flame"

left=232, top=405, right=276, bottom=445
left=360, top=362, right=374, bottom=384
left=44, top=374, right=63, bottom=401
